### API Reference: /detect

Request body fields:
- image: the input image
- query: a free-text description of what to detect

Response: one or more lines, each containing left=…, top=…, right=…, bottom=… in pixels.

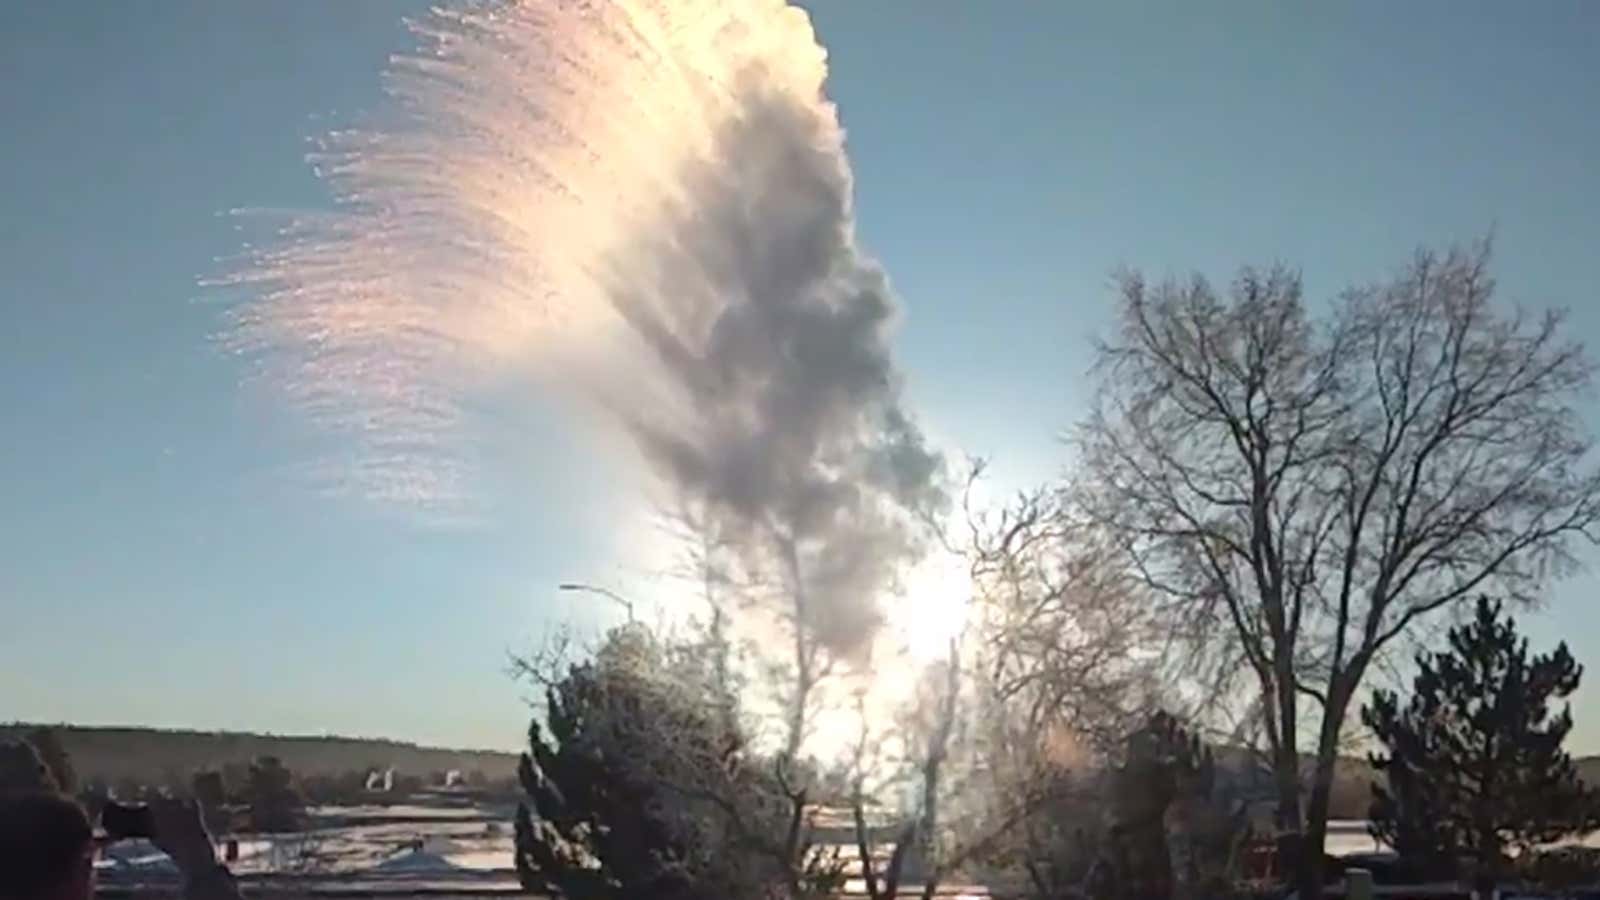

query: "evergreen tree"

left=1109, top=713, right=1185, bottom=900
left=1106, top=712, right=1249, bottom=900
left=192, top=769, right=229, bottom=834
left=513, top=623, right=824, bottom=899
left=514, top=668, right=692, bottom=897
left=1363, top=596, right=1596, bottom=887
left=245, top=756, right=303, bottom=833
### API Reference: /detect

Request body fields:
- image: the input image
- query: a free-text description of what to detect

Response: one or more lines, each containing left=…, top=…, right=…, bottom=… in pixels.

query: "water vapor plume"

left=218, top=0, right=947, bottom=656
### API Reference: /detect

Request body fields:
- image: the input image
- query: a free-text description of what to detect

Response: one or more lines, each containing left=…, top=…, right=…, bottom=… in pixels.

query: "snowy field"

left=94, top=800, right=992, bottom=898
left=98, top=813, right=516, bottom=879
left=93, top=803, right=1600, bottom=898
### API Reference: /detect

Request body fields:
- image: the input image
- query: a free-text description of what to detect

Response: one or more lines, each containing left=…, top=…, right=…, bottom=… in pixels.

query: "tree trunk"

left=854, top=791, right=883, bottom=900
left=1473, top=751, right=1499, bottom=900
left=917, top=761, right=942, bottom=900
left=1300, top=761, right=1335, bottom=900
left=1165, top=792, right=1198, bottom=900
left=1272, top=665, right=1304, bottom=890
left=1297, top=681, right=1354, bottom=900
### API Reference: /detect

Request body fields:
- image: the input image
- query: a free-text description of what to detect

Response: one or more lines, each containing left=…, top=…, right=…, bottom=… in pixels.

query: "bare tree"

left=964, top=469, right=1160, bottom=757
left=550, top=494, right=881, bottom=896
left=658, top=497, right=843, bottom=891
left=850, top=691, right=917, bottom=900
left=1077, top=241, right=1600, bottom=895
left=850, top=632, right=1065, bottom=900
left=654, top=494, right=843, bottom=778
left=656, top=497, right=750, bottom=741
left=843, top=469, right=1147, bottom=900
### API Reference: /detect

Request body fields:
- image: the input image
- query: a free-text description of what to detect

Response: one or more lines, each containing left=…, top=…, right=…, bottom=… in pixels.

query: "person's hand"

left=147, top=796, right=218, bottom=875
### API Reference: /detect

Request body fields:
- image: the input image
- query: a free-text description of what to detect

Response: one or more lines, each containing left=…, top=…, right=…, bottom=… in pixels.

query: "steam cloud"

left=219, top=0, right=946, bottom=655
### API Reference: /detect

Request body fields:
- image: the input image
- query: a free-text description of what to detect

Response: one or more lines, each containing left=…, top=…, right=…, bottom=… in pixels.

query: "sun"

left=892, top=547, right=974, bottom=662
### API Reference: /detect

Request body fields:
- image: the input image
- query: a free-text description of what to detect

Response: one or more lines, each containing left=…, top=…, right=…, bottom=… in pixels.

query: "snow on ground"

left=226, top=822, right=514, bottom=875
left=1326, top=820, right=1389, bottom=856
left=1324, top=819, right=1600, bottom=858
left=95, top=802, right=1600, bottom=896
left=307, top=803, right=493, bottom=821
left=96, top=804, right=514, bottom=881
left=372, top=850, right=461, bottom=873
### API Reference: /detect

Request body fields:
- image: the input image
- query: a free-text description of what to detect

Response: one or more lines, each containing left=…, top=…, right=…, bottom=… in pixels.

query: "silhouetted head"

left=0, top=743, right=55, bottom=793
left=0, top=791, right=95, bottom=900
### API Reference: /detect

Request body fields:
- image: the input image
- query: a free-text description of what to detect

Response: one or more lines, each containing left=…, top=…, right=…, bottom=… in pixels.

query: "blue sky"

left=2, top=1, right=1597, bottom=752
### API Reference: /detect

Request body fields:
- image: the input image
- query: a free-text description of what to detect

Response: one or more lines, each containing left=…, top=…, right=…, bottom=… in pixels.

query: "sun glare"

left=895, top=546, right=974, bottom=662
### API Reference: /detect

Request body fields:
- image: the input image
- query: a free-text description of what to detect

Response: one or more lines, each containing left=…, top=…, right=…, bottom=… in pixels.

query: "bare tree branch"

left=1075, top=240, right=1600, bottom=897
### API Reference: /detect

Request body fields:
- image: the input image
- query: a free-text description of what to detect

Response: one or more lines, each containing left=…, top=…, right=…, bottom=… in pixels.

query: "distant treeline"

left=7, top=722, right=1594, bottom=822
left=1166, top=745, right=1600, bottom=822
left=0, top=723, right=518, bottom=788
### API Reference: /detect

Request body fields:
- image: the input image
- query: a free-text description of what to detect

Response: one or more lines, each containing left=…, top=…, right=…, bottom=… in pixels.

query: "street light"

left=558, top=582, right=635, bottom=623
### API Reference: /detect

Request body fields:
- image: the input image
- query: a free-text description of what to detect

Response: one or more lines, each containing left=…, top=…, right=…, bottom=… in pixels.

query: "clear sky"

left=2, top=1, right=1597, bottom=752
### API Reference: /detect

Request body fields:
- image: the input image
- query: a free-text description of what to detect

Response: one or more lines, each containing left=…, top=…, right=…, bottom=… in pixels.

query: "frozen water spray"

left=218, top=0, right=946, bottom=656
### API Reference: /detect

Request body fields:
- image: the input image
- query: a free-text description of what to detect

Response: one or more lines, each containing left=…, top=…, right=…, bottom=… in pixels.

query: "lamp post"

left=558, top=582, right=635, bottom=623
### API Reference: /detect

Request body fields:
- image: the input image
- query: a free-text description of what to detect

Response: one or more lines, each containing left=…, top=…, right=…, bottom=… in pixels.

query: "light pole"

left=558, top=582, right=635, bottom=623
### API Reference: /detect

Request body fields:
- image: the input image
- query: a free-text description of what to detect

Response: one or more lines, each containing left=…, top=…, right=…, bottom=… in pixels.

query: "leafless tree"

left=963, top=468, right=1162, bottom=757
left=655, top=496, right=843, bottom=891
left=849, top=690, right=917, bottom=900
left=849, top=632, right=1066, bottom=900
left=1077, top=240, right=1600, bottom=895
left=653, top=494, right=843, bottom=777
left=840, top=472, right=1153, bottom=900
left=552, top=493, right=877, bottom=896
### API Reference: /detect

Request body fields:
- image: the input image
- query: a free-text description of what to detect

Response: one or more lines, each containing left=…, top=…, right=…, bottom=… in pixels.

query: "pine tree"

left=245, top=756, right=303, bottom=833
left=1363, top=596, right=1596, bottom=887
left=1107, top=712, right=1248, bottom=900
left=512, top=624, right=791, bottom=899
left=192, top=769, right=229, bottom=834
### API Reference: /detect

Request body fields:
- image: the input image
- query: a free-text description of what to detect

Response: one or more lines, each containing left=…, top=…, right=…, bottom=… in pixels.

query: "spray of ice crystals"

left=217, top=0, right=947, bottom=656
